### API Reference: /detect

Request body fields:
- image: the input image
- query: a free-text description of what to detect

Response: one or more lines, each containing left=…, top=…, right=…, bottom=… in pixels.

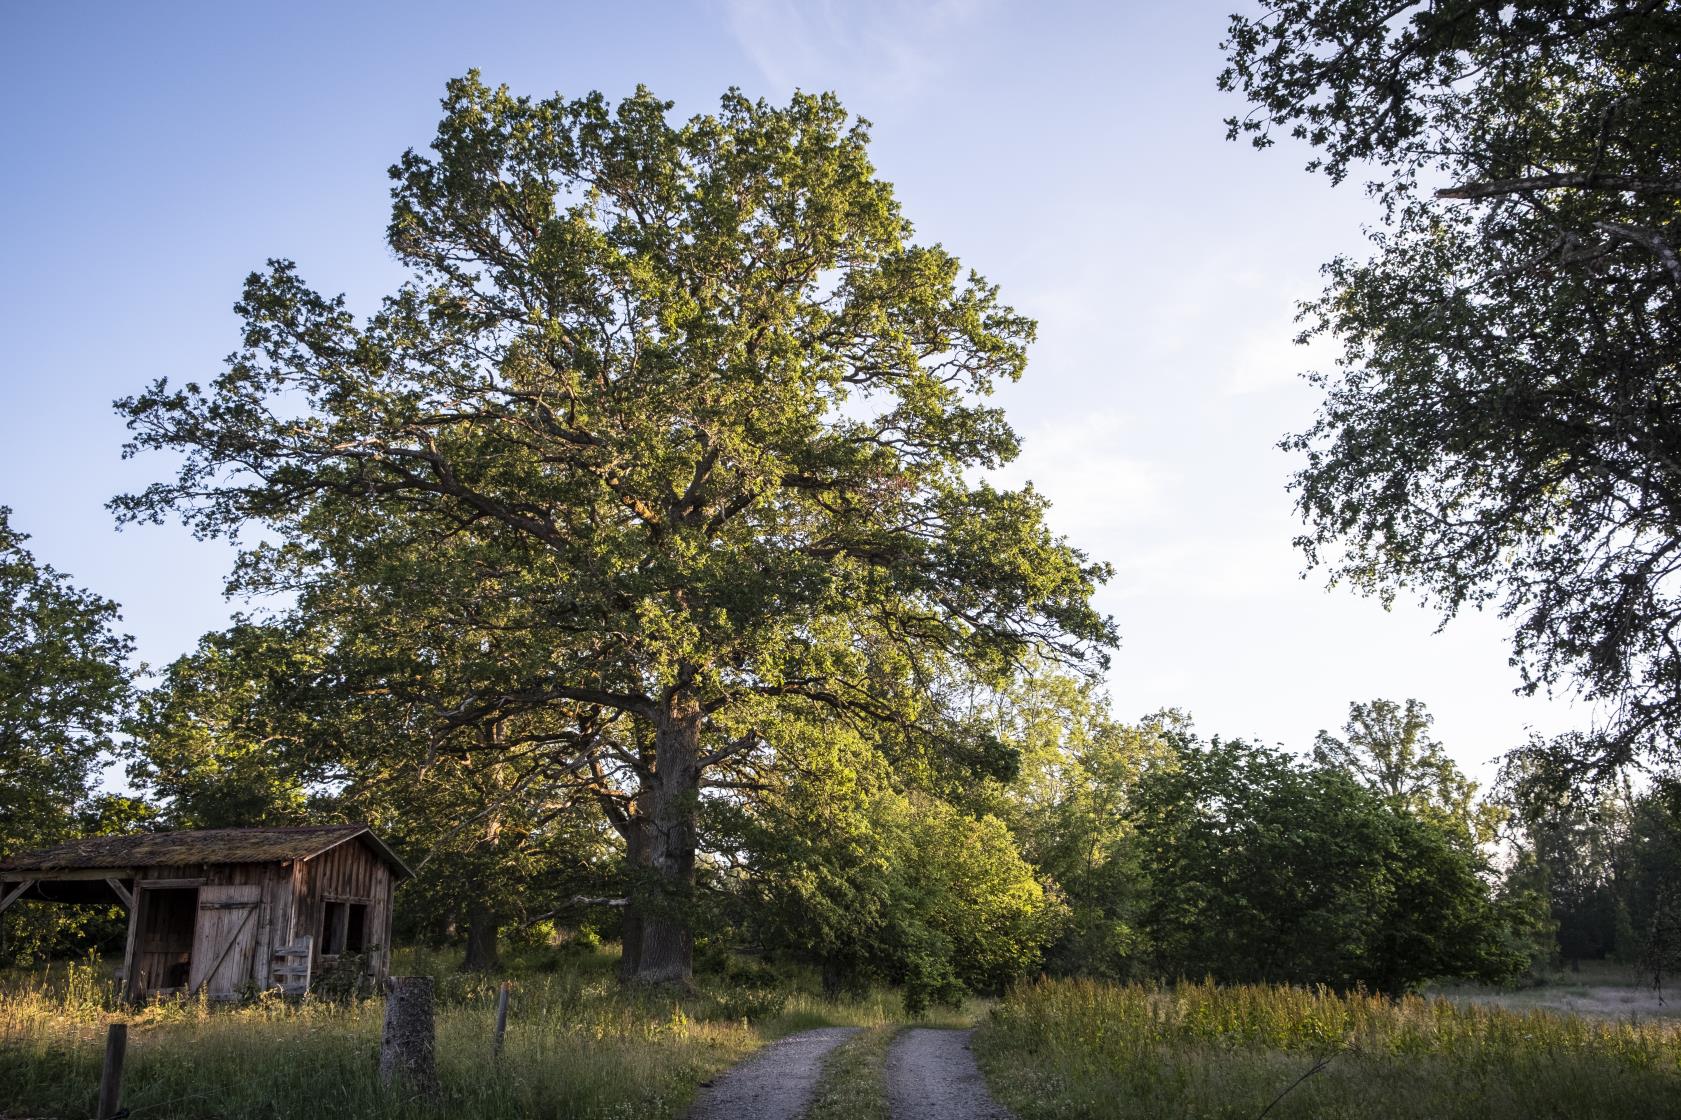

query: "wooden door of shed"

left=188, top=884, right=262, bottom=997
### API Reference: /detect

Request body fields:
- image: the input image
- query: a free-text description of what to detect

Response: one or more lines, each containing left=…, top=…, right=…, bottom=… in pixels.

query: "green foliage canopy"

left=127, top=622, right=325, bottom=827
left=0, top=508, right=135, bottom=852
left=723, top=726, right=1062, bottom=1013
left=1136, top=734, right=1525, bottom=993
left=1224, top=2, right=1681, bottom=771
left=1313, top=698, right=1503, bottom=843
left=972, top=673, right=1180, bottom=980
left=1498, top=752, right=1681, bottom=973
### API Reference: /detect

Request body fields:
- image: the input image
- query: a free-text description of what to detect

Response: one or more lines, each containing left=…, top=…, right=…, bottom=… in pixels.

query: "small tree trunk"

left=461, top=904, right=501, bottom=973
left=379, top=976, right=441, bottom=1103
left=630, top=699, right=700, bottom=987
left=461, top=805, right=504, bottom=973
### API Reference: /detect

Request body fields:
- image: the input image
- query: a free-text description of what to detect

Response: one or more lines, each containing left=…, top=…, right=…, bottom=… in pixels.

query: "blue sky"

left=1, top=0, right=1584, bottom=779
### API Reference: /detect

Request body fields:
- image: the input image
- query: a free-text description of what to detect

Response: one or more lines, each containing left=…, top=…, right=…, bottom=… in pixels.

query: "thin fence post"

left=97, top=1022, right=127, bottom=1120
left=493, top=980, right=511, bottom=1057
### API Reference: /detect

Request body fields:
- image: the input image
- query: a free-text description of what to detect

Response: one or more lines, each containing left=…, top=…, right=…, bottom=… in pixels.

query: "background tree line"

left=11, top=489, right=1649, bottom=1000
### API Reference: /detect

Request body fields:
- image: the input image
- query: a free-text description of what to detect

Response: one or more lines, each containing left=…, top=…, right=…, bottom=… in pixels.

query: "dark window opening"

left=346, top=903, right=368, bottom=952
left=321, top=900, right=372, bottom=956
left=321, top=900, right=345, bottom=955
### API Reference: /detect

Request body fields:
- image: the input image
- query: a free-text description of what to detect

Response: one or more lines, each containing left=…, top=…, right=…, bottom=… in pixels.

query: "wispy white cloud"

left=1220, top=303, right=1338, bottom=396
left=991, top=410, right=1173, bottom=546
left=719, top=0, right=995, bottom=101
left=1105, top=534, right=1305, bottom=602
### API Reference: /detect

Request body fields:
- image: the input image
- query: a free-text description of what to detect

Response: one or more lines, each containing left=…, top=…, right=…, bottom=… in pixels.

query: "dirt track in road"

left=685, top=1023, right=1016, bottom=1120
left=886, top=1028, right=1017, bottom=1120
left=685, top=1026, right=860, bottom=1120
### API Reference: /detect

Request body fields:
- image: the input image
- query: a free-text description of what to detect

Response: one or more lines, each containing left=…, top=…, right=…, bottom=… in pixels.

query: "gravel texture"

left=886, top=1028, right=1017, bottom=1120
left=685, top=1026, right=862, bottom=1120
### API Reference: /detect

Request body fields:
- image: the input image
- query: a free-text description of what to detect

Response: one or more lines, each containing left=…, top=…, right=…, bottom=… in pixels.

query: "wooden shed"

left=0, top=825, right=412, bottom=1000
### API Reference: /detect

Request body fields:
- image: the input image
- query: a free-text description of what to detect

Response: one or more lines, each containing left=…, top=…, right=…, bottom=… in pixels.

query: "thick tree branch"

left=1438, top=173, right=1681, bottom=201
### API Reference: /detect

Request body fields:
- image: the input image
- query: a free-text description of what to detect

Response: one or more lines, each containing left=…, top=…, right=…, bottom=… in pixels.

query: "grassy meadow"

left=1427, top=959, right=1681, bottom=1021
left=13, top=950, right=1681, bottom=1120
left=974, top=977, right=1681, bottom=1120
left=0, top=947, right=948, bottom=1120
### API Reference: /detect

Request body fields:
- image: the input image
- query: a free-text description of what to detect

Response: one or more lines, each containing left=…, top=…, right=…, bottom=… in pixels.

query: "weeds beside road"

left=974, top=977, right=1681, bottom=1120
left=0, top=948, right=954, bottom=1120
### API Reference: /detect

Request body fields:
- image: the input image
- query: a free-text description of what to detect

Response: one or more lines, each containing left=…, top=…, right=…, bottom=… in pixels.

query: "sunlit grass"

left=975, top=977, right=1681, bottom=1120
left=0, top=948, right=977, bottom=1120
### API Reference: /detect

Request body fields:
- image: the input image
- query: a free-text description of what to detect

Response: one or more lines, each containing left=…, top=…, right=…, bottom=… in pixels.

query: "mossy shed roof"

left=0, top=825, right=412, bottom=879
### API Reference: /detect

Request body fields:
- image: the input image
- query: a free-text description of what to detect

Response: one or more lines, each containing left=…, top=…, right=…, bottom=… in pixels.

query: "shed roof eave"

left=297, top=827, right=415, bottom=881
left=0, top=824, right=413, bottom=877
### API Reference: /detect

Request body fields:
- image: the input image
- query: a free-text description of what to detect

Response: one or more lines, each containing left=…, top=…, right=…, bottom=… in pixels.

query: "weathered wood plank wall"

left=292, top=839, right=393, bottom=975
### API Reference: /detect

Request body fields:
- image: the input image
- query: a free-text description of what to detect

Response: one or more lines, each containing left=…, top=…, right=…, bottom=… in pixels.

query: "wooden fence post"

left=493, top=980, right=511, bottom=1057
left=379, top=976, right=440, bottom=1102
left=97, top=1022, right=127, bottom=1120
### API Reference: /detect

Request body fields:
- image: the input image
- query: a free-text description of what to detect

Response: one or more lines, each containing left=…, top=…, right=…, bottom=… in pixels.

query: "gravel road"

left=685, top=1026, right=861, bottom=1120
left=886, top=1028, right=1017, bottom=1120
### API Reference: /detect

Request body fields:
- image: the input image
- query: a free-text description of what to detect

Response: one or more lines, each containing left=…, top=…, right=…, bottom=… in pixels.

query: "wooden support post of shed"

left=105, top=878, right=133, bottom=909
left=0, top=879, right=34, bottom=916
left=121, top=887, right=144, bottom=1001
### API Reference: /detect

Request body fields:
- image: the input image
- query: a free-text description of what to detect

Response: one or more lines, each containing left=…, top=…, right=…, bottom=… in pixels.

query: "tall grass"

left=975, top=978, right=1681, bottom=1120
left=0, top=949, right=917, bottom=1120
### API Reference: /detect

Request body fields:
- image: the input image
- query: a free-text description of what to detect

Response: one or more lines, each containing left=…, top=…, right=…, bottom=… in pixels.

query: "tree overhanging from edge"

left=1223, top=2, right=1681, bottom=775
left=110, top=74, right=1116, bottom=985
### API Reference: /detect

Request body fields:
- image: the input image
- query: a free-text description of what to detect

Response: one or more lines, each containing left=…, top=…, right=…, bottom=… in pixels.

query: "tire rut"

left=685, top=1026, right=861, bottom=1120
left=886, top=1027, right=1016, bottom=1120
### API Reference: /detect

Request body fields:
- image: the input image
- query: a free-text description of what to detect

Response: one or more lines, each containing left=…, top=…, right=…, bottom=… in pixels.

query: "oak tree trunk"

left=461, top=903, right=501, bottom=973
left=618, top=810, right=650, bottom=983
left=628, top=699, right=700, bottom=986
left=460, top=814, right=503, bottom=972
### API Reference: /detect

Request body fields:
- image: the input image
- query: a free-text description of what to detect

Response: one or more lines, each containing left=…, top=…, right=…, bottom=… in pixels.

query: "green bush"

left=702, top=984, right=788, bottom=1023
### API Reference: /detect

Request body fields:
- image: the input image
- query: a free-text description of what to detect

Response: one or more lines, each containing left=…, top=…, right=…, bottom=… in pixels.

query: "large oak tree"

left=114, top=76, right=1113, bottom=983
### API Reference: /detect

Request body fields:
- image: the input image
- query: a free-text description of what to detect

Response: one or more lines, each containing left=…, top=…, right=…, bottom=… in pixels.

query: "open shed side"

left=0, top=825, right=411, bottom=1000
